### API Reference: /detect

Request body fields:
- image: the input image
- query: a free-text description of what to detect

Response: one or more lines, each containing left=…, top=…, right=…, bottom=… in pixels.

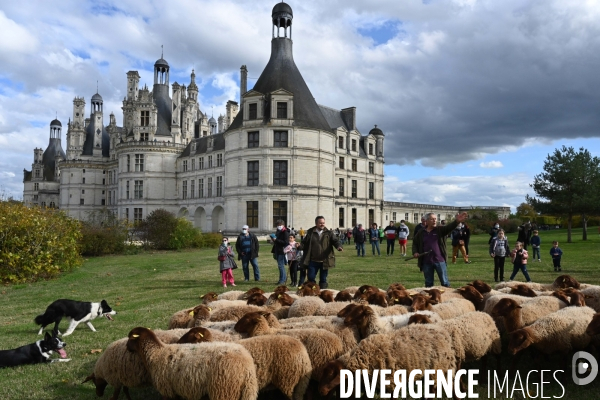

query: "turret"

left=369, top=125, right=384, bottom=159
left=127, top=71, right=140, bottom=101
left=90, top=92, right=104, bottom=157
left=188, top=69, right=198, bottom=101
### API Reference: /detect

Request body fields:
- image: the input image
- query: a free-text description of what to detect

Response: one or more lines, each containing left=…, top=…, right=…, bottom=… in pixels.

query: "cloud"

left=479, top=161, right=503, bottom=168
left=0, top=0, right=599, bottom=202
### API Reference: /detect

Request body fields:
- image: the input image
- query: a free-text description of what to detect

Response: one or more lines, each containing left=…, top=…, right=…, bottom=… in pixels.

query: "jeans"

left=371, top=240, right=381, bottom=255
left=277, top=254, right=287, bottom=284
left=307, top=261, right=328, bottom=285
left=386, top=239, right=395, bottom=255
left=241, top=254, right=260, bottom=281
left=509, top=263, right=532, bottom=282
left=422, top=262, right=450, bottom=287
left=532, top=247, right=540, bottom=260
left=356, top=242, right=365, bottom=256
left=289, top=260, right=299, bottom=285
left=493, top=256, right=506, bottom=281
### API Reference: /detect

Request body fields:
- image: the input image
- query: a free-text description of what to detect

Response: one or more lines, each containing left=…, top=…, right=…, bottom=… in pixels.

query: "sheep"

left=319, top=290, right=335, bottom=303
left=457, top=285, right=485, bottom=311
left=273, top=285, right=289, bottom=294
left=205, top=299, right=248, bottom=311
left=314, top=301, right=353, bottom=317
left=411, top=295, right=476, bottom=320
left=201, top=320, right=243, bottom=340
left=374, top=304, right=410, bottom=316
left=318, top=324, right=456, bottom=397
left=491, top=296, right=569, bottom=334
left=387, top=282, right=406, bottom=292
left=334, top=290, right=353, bottom=302
left=171, top=326, right=236, bottom=342
left=387, top=289, right=413, bottom=306
left=560, top=288, right=588, bottom=307
left=168, top=304, right=211, bottom=329
left=580, top=286, right=600, bottom=312
left=176, top=327, right=212, bottom=344
left=82, top=329, right=194, bottom=400
left=340, top=303, right=442, bottom=339
left=182, top=326, right=311, bottom=400
left=409, top=286, right=464, bottom=302
left=510, top=284, right=538, bottom=297
left=234, top=311, right=345, bottom=380
left=217, top=290, right=246, bottom=301
left=366, top=291, right=388, bottom=307
left=278, top=313, right=360, bottom=353
left=553, top=275, right=581, bottom=289
left=200, top=292, right=219, bottom=304
left=585, top=312, right=600, bottom=336
left=209, top=305, right=267, bottom=322
left=125, top=327, right=258, bottom=400
left=297, top=282, right=320, bottom=297
left=508, top=306, right=597, bottom=356
left=405, top=311, right=502, bottom=371
left=483, top=293, right=530, bottom=315
left=246, top=292, right=268, bottom=306
left=288, top=296, right=325, bottom=318
left=266, top=292, right=295, bottom=307
left=467, top=279, right=493, bottom=294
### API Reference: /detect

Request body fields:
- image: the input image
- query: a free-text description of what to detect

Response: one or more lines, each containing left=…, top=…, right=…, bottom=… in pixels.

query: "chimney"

left=240, top=65, right=248, bottom=104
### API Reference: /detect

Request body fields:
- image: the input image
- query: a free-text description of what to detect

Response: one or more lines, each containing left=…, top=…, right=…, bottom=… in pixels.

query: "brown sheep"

left=491, top=297, right=568, bottom=333
left=177, top=327, right=212, bottom=344
left=334, top=290, right=353, bottom=302
left=410, top=293, right=433, bottom=311
left=553, top=275, right=580, bottom=290
left=467, top=280, right=492, bottom=294
left=423, top=288, right=444, bottom=304
left=458, top=285, right=485, bottom=311
left=200, top=292, right=219, bottom=304
left=585, top=313, right=600, bottom=336
left=366, top=291, right=388, bottom=307
left=510, top=284, right=538, bottom=298
left=387, top=282, right=406, bottom=292
left=242, top=287, right=265, bottom=299
left=353, top=285, right=379, bottom=299
left=407, top=314, right=433, bottom=324
left=297, top=282, right=320, bottom=297
left=168, top=304, right=211, bottom=329
left=267, top=292, right=295, bottom=307
left=319, top=290, right=335, bottom=303
left=246, top=292, right=268, bottom=306
left=274, top=285, right=289, bottom=294
left=387, top=289, right=412, bottom=306
left=552, top=291, right=571, bottom=304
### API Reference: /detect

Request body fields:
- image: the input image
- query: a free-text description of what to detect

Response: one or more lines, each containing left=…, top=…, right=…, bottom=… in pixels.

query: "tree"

left=516, top=203, right=537, bottom=221
left=527, top=146, right=600, bottom=243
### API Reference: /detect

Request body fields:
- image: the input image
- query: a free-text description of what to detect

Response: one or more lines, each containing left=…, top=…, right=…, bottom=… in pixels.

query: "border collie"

left=35, top=299, right=117, bottom=336
left=0, top=332, right=69, bottom=368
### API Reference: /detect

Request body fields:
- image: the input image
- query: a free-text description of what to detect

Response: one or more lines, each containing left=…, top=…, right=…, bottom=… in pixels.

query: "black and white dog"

left=0, top=332, right=70, bottom=368
left=35, top=299, right=117, bottom=336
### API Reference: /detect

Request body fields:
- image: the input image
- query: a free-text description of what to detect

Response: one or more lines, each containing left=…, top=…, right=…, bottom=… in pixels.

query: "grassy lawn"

left=0, top=228, right=599, bottom=399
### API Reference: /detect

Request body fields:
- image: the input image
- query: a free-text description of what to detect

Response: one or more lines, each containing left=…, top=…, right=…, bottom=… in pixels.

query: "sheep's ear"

left=189, top=311, right=194, bottom=316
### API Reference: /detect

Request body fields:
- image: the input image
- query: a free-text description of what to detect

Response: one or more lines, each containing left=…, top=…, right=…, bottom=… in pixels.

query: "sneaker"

left=538, top=259, right=541, bottom=262
left=223, top=284, right=227, bottom=288
left=231, top=283, right=236, bottom=287
left=244, top=279, right=250, bottom=282
left=558, top=268, right=562, bottom=272
left=465, top=261, right=472, bottom=264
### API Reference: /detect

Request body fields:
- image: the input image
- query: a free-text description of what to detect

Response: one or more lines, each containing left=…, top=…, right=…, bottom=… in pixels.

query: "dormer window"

left=191, top=142, right=196, bottom=152
left=369, top=143, right=373, bottom=155
left=249, top=103, right=258, bottom=120
left=277, top=102, right=288, bottom=119
left=338, top=136, right=344, bottom=149
left=352, top=139, right=357, bottom=152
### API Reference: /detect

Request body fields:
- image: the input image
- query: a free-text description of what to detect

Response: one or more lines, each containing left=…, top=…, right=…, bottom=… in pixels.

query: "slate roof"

left=227, top=38, right=331, bottom=132
left=153, top=84, right=173, bottom=136
left=318, top=105, right=351, bottom=131
left=42, top=138, right=66, bottom=181
left=82, top=122, right=110, bottom=157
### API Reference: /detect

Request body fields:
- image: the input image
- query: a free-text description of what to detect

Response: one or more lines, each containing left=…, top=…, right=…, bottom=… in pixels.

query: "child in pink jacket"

left=509, top=241, right=531, bottom=282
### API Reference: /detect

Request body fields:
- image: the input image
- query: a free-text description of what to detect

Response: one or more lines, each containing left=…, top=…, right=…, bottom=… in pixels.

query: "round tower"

left=369, top=125, right=384, bottom=158
left=91, top=92, right=103, bottom=114
left=154, top=56, right=170, bottom=85
left=272, top=2, right=293, bottom=39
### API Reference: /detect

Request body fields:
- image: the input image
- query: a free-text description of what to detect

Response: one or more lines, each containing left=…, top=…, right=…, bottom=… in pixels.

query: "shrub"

left=169, top=218, right=202, bottom=250
left=0, top=202, right=82, bottom=283
left=199, top=232, right=223, bottom=248
left=80, top=209, right=130, bottom=256
left=135, top=209, right=178, bottom=250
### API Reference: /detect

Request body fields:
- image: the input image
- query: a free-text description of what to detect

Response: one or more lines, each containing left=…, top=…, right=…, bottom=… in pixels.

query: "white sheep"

left=126, top=327, right=258, bottom=400
left=234, top=311, right=345, bottom=380
left=508, top=306, right=597, bottom=356
left=491, top=296, right=568, bottom=333
left=83, top=329, right=191, bottom=400
left=318, top=324, right=456, bottom=397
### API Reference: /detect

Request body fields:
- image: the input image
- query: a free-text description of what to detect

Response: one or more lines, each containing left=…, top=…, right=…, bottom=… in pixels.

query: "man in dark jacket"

left=413, top=216, right=427, bottom=238
left=272, top=219, right=290, bottom=285
left=412, top=212, right=468, bottom=288
left=299, top=216, right=343, bottom=289
left=517, top=222, right=533, bottom=250
left=235, top=224, right=260, bottom=282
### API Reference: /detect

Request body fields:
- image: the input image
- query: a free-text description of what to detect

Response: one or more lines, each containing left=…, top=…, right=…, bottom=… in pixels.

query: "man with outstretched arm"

left=412, top=212, right=468, bottom=288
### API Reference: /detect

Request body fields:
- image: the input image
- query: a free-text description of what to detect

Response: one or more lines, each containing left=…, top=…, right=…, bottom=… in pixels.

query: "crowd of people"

left=218, top=215, right=566, bottom=289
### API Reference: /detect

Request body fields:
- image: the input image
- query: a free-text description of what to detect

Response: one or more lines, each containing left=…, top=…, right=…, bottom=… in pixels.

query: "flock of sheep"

left=83, top=275, right=600, bottom=399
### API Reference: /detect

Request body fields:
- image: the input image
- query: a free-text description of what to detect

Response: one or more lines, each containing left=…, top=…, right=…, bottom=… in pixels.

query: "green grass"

left=0, top=228, right=599, bottom=399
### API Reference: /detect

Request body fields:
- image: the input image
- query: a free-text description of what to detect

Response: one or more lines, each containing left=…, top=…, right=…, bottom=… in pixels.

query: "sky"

left=1, top=0, right=599, bottom=212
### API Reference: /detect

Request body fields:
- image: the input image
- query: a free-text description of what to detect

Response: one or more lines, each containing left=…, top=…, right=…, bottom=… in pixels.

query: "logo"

left=572, top=351, right=598, bottom=386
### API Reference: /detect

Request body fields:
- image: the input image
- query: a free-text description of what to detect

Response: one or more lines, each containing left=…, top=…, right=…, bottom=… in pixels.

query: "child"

left=284, top=235, right=301, bottom=286
left=509, top=241, right=531, bottom=282
left=530, top=230, right=541, bottom=262
left=550, top=241, right=563, bottom=272
left=218, top=237, right=236, bottom=288
left=489, top=229, right=510, bottom=282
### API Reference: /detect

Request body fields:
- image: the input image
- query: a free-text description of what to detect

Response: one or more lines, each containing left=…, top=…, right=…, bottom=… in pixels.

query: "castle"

left=23, top=2, right=509, bottom=234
